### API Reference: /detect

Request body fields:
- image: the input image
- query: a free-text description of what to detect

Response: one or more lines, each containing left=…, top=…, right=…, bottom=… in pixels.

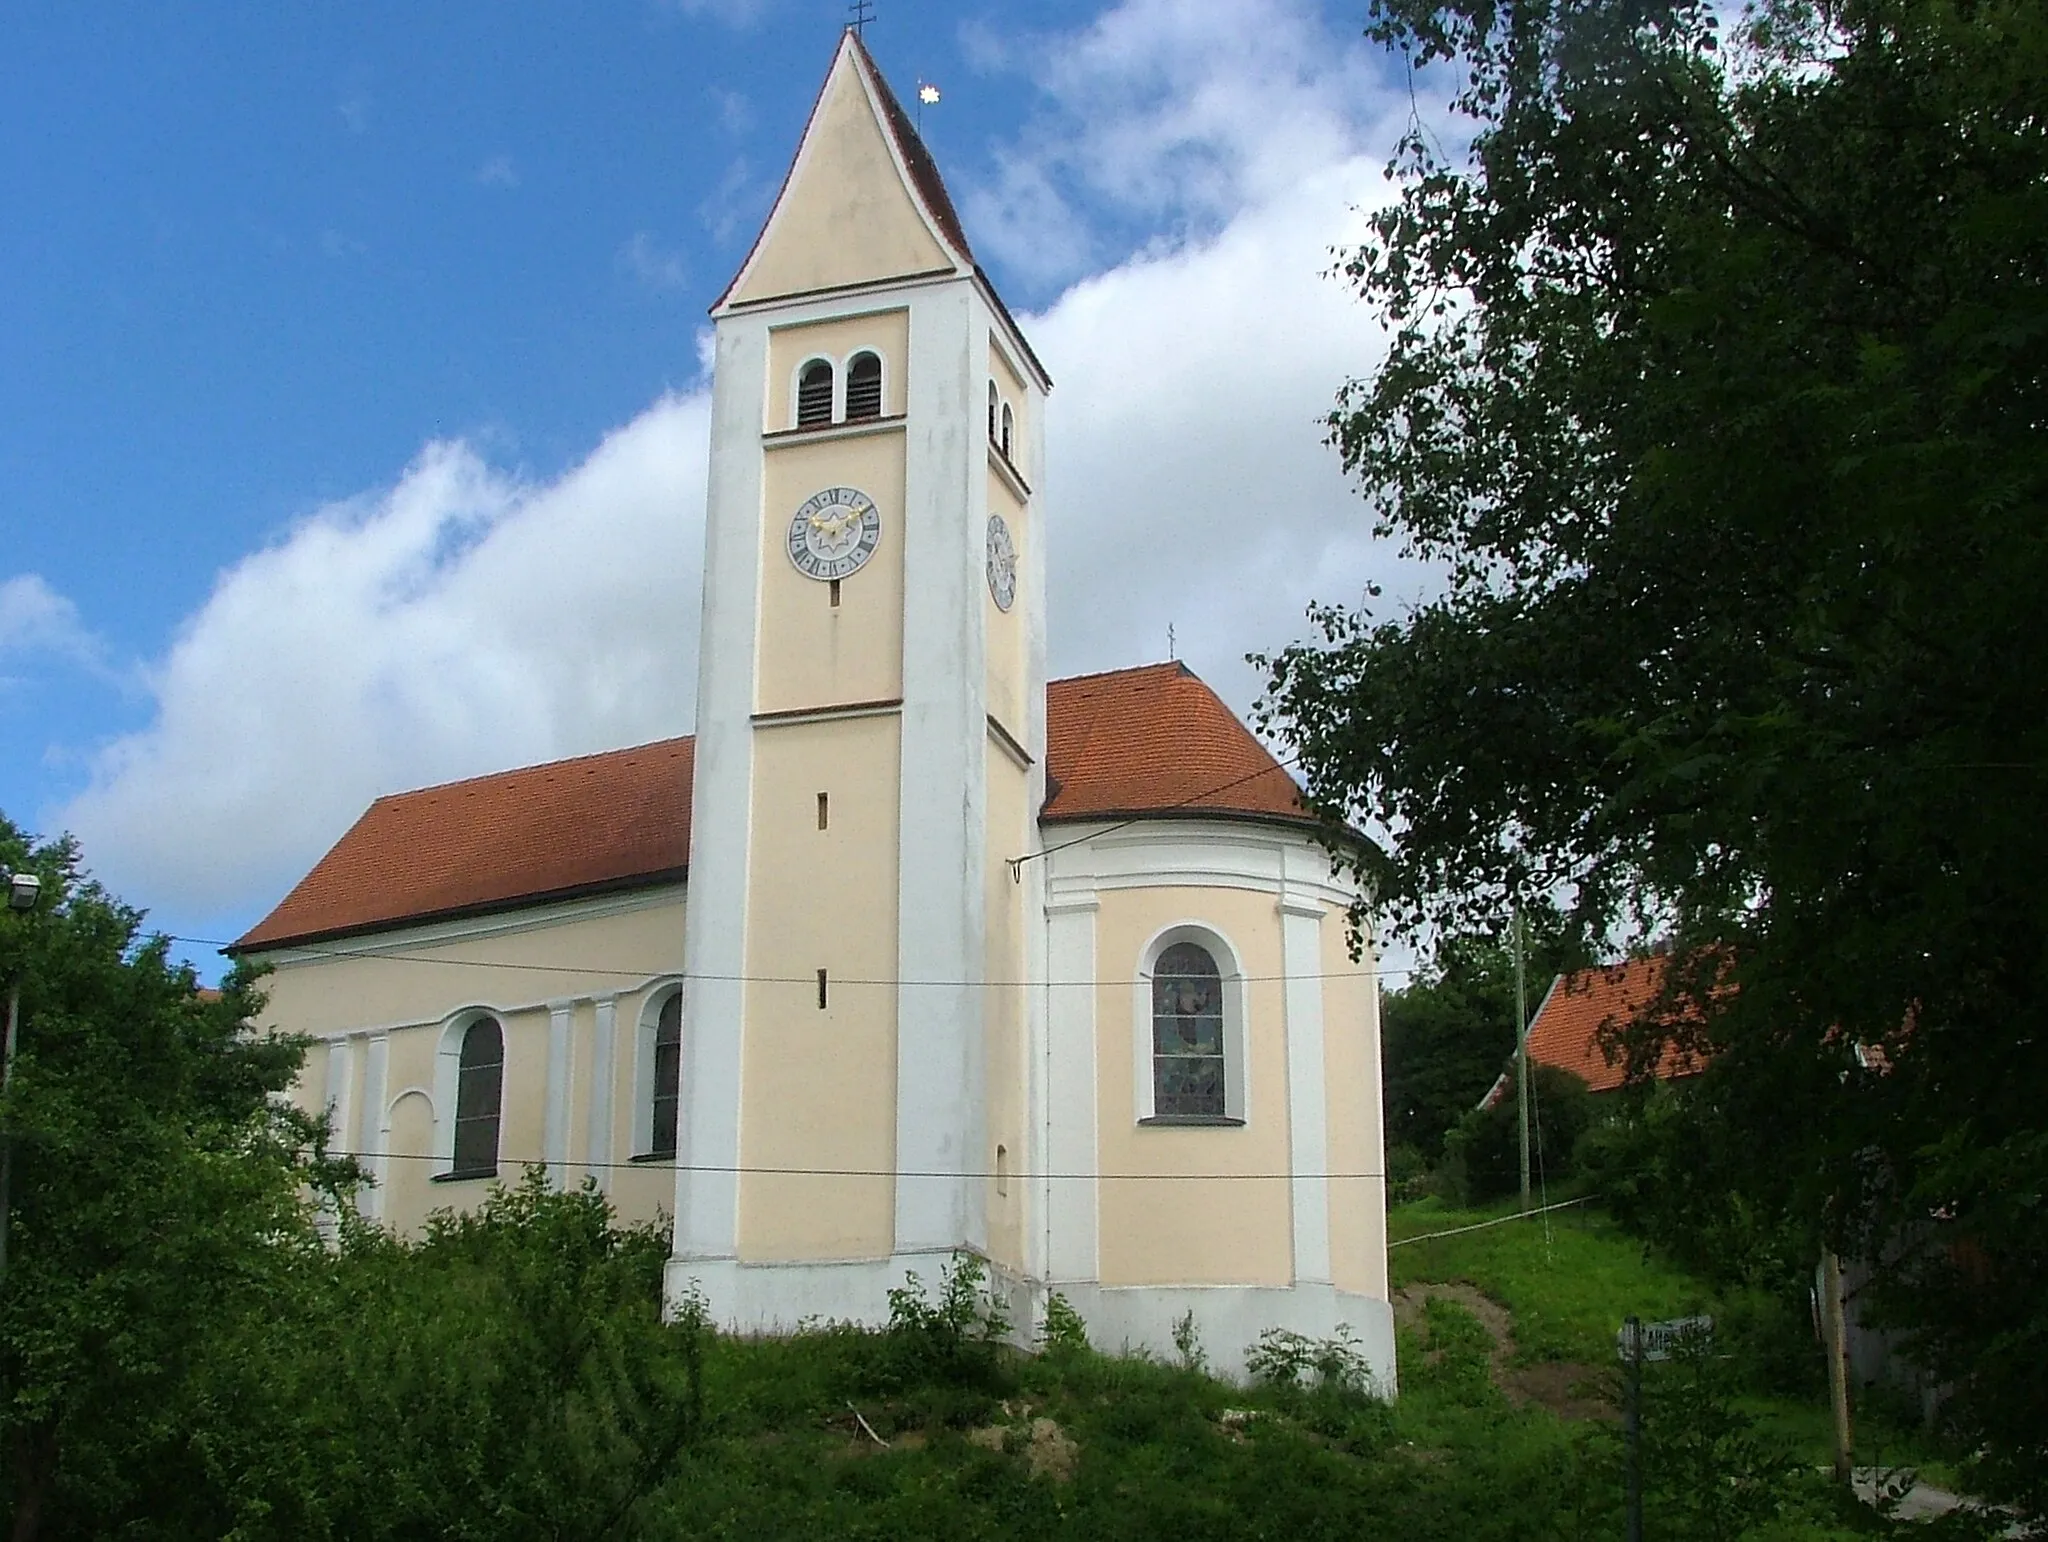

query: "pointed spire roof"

left=715, top=30, right=974, bottom=313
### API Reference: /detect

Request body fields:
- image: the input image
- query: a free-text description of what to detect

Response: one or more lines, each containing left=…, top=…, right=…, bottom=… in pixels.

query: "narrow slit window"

left=995, top=1143, right=1009, bottom=1197
left=817, top=968, right=828, bottom=1010
left=817, top=792, right=829, bottom=830
left=1000, top=402, right=1015, bottom=460
left=845, top=352, right=883, bottom=420
left=796, top=360, right=834, bottom=427
left=987, top=381, right=999, bottom=440
left=829, top=578, right=841, bottom=607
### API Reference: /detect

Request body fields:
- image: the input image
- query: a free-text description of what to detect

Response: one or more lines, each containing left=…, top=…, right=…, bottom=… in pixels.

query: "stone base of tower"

left=666, top=1254, right=1396, bottom=1394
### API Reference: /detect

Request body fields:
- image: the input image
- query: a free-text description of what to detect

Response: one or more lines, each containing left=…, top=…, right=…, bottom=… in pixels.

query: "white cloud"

left=963, top=0, right=1399, bottom=287
left=992, top=0, right=1427, bottom=716
left=620, top=230, right=691, bottom=290
left=57, top=396, right=707, bottom=916
left=0, top=574, right=99, bottom=664
left=696, top=158, right=757, bottom=245
left=1035, top=160, right=1427, bottom=725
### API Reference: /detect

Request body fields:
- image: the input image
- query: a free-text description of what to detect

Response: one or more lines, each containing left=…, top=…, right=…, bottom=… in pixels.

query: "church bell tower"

left=670, top=30, right=1051, bottom=1325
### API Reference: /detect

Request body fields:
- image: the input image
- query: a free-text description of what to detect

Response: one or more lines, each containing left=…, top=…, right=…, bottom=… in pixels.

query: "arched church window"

left=650, top=992, right=682, bottom=1159
left=1152, top=942, right=1225, bottom=1118
left=796, top=359, right=834, bottom=428
left=987, top=381, right=999, bottom=440
left=1000, top=402, right=1015, bottom=461
left=845, top=352, right=883, bottom=420
left=451, top=1016, right=503, bottom=1175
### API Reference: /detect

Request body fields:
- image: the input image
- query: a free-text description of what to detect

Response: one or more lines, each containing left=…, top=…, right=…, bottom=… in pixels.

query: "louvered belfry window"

left=651, top=993, right=682, bottom=1158
left=452, top=1016, right=504, bottom=1174
left=796, top=360, right=834, bottom=427
left=845, top=352, right=883, bottom=420
left=1152, top=943, right=1226, bottom=1117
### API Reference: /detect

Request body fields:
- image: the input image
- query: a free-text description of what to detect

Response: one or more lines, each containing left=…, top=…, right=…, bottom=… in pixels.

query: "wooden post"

left=1822, top=1251, right=1854, bottom=1482
left=1623, top=1315, right=1643, bottom=1542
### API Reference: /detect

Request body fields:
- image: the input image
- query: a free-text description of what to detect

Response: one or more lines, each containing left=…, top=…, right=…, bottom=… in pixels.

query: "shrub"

left=1038, top=1291, right=1089, bottom=1357
left=880, top=1253, right=1012, bottom=1394
left=1443, top=1063, right=1594, bottom=1204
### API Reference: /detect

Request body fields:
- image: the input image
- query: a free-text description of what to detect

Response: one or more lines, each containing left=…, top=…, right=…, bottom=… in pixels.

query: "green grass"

left=620, top=1301, right=1891, bottom=1540
left=1387, top=1193, right=1964, bottom=1494
left=1390, top=1194, right=1711, bottom=1364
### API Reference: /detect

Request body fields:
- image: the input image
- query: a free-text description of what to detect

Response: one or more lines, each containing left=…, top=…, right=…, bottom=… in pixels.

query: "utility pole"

left=1514, top=906, right=1531, bottom=1207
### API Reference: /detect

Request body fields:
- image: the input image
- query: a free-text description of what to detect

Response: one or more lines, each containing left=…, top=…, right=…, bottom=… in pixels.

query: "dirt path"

left=1393, top=1282, right=1614, bottom=1421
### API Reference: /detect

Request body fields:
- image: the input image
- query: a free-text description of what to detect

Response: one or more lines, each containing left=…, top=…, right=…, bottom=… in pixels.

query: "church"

left=236, top=30, right=1394, bottom=1384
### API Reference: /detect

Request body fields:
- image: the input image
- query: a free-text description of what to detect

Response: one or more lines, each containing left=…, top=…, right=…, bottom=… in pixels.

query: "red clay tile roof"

left=236, top=738, right=694, bottom=951
left=1524, top=955, right=1706, bottom=1093
left=235, top=665, right=1308, bottom=952
left=1042, top=662, right=1308, bottom=826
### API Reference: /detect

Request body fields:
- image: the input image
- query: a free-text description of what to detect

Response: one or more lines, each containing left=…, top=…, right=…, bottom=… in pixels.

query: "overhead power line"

left=329, top=1150, right=1390, bottom=1182
left=169, top=936, right=1418, bottom=986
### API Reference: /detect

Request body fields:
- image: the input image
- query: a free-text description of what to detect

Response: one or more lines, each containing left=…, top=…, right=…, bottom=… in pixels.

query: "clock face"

left=985, top=514, right=1017, bottom=612
left=786, top=487, right=882, bottom=581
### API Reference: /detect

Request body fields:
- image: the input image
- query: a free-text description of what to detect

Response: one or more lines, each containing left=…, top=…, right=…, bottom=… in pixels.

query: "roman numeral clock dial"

left=786, top=486, right=882, bottom=581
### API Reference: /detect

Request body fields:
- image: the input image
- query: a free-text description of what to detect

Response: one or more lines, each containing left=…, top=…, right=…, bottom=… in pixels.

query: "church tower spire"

left=672, top=32, right=1050, bottom=1326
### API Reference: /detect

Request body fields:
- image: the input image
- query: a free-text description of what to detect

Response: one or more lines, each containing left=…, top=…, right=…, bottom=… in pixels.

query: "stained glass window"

left=452, top=1016, right=503, bottom=1175
left=651, top=993, right=682, bottom=1159
left=1152, top=941, right=1226, bottom=1118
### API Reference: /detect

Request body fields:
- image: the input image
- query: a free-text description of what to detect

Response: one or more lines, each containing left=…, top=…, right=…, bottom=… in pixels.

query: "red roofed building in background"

left=238, top=32, right=1393, bottom=1387
left=1523, top=955, right=1706, bottom=1094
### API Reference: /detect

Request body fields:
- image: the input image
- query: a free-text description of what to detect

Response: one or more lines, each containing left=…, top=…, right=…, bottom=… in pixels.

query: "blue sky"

left=1, top=0, right=1437, bottom=973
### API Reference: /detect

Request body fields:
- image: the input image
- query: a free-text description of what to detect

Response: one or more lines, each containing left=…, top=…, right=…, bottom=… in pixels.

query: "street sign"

left=1617, top=1314, right=1714, bottom=1362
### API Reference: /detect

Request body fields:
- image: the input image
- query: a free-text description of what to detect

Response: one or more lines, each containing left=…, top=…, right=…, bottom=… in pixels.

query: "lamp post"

left=0, top=866, right=46, bottom=1284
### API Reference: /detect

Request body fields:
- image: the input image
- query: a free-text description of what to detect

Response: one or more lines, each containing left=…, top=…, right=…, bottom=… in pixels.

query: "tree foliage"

left=1259, top=0, right=2048, bottom=1508
left=1381, top=914, right=1590, bottom=1162
left=0, top=817, right=347, bottom=1538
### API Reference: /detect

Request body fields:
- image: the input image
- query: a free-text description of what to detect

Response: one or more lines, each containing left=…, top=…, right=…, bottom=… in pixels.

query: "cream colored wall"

left=728, top=57, right=952, bottom=307
left=758, top=433, right=907, bottom=715
left=984, top=468, right=1028, bottom=741
left=256, top=891, right=688, bottom=1237
left=1093, top=885, right=1294, bottom=1287
left=1320, top=913, right=1387, bottom=1297
left=738, top=712, right=902, bottom=1260
left=766, top=309, right=908, bottom=428
left=982, top=741, right=1031, bottom=1273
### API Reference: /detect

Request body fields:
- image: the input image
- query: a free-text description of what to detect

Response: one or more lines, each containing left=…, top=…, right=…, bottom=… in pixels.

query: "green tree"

left=192, top=1172, right=704, bottom=1541
left=0, top=817, right=348, bottom=1539
left=1259, top=0, right=2048, bottom=1510
left=1382, top=917, right=1590, bottom=1163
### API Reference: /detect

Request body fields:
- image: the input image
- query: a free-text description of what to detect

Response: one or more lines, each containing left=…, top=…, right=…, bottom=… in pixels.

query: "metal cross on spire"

left=847, top=0, right=874, bottom=34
